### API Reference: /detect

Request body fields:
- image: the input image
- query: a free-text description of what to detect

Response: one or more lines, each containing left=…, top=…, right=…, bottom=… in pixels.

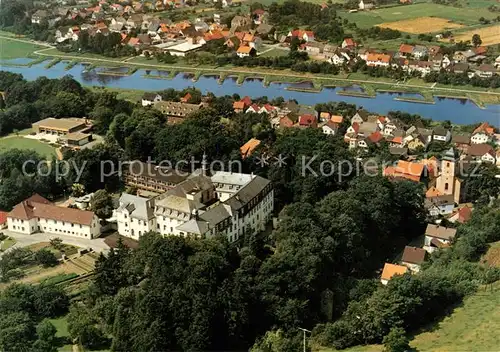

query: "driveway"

left=0, top=230, right=110, bottom=258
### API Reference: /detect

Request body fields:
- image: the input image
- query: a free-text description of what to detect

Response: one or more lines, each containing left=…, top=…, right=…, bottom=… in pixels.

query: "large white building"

left=116, top=170, right=274, bottom=243
left=7, top=194, right=101, bottom=239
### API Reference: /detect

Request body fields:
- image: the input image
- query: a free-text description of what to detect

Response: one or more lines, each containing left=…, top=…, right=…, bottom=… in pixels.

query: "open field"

left=319, top=281, right=500, bottom=352
left=339, top=3, right=495, bottom=29
left=447, top=25, right=500, bottom=46
left=378, top=17, right=463, bottom=34
left=0, top=136, right=56, bottom=159
left=0, top=37, right=44, bottom=60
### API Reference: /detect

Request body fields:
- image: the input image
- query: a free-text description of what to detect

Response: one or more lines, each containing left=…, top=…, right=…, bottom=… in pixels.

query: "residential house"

left=153, top=101, right=203, bottom=123
left=32, top=10, right=49, bottom=24
left=279, top=115, right=295, bottom=128
left=383, top=160, right=426, bottom=182
left=252, top=9, right=267, bottom=25
left=448, top=206, right=472, bottom=224
left=453, top=50, right=476, bottom=63
left=380, top=263, right=407, bottom=285
left=0, top=211, right=7, bottom=229
left=231, top=16, right=252, bottom=32
left=471, top=122, right=495, bottom=144
left=359, top=0, right=374, bottom=10
left=398, top=44, right=414, bottom=58
left=467, top=143, right=496, bottom=163
left=288, top=29, right=315, bottom=42
left=389, top=146, right=408, bottom=157
left=407, top=134, right=427, bottom=151
left=412, top=45, right=428, bottom=59
left=366, top=53, right=391, bottom=67
left=425, top=194, right=455, bottom=216
left=449, top=62, right=469, bottom=74
left=351, top=109, right=369, bottom=124
left=322, top=121, right=339, bottom=136
left=256, top=23, right=274, bottom=38
left=475, top=64, right=496, bottom=78
left=7, top=194, right=101, bottom=238
left=116, top=193, right=156, bottom=240
left=141, top=92, right=162, bottom=106
left=401, top=246, right=426, bottom=273
left=432, top=126, right=451, bottom=142
left=233, top=96, right=252, bottom=112
left=452, top=133, right=471, bottom=154
left=383, top=117, right=405, bottom=136
left=236, top=46, right=255, bottom=58
left=304, top=41, right=325, bottom=55
left=341, top=38, right=357, bottom=50
left=424, top=224, right=457, bottom=253
left=298, top=114, right=318, bottom=128
left=240, top=138, right=261, bottom=158
left=329, top=49, right=351, bottom=65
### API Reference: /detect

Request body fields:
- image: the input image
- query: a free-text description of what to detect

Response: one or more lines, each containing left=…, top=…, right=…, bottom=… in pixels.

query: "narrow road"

left=2, top=34, right=499, bottom=97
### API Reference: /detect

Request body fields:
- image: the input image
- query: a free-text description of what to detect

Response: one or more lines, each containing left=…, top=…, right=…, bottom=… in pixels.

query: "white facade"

left=402, top=261, right=421, bottom=273
left=322, top=125, right=336, bottom=135
left=7, top=215, right=100, bottom=239
left=116, top=194, right=156, bottom=240
left=433, top=131, right=451, bottom=142
left=471, top=132, right=491, bottom=144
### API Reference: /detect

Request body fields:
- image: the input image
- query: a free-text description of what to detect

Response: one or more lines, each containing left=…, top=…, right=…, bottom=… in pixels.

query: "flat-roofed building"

left=32, top=118, right=91, bottom=135
left=60, top=132, right=93, bottom=147
left=122, top=161, right=190, bottom=195
left=153, top=101, right=203, bottom=123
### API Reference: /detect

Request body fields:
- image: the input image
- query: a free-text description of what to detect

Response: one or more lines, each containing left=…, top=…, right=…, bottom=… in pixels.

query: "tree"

left=0, top=94, right=5, bottom=110
left=0, top=312, right=36, bottom=352
left=49, top=238, right=63, bottom=250
left=472, top=34, right=482, bottom=47
left=35, top=320, right=57, bottom=344
left=383, top=327, right=410, bottom=352
left=34, top=249, right=59, bottom=268
left=71, top=183, right=85, bottom=197
left=90, top=189, right=113, bottom=220
left=67, top=305, right=106, bottom=349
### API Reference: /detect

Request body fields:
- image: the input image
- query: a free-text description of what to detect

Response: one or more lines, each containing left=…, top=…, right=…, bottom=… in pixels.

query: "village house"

left=384, top=160, right=426, bottom=183
left=401, top=246, right=426, bottom=273
left=398, top=44, right=414, bottom=58
left=453, top=50, right=476, bottom=63
left=359, top=0, right=374, bottom=10
left=432, top=126, right=451, bottom=142
left=425, top=194, right=455, bottom=216
left=467, top=143, right=496, bottom=164
left=365, top=53, right=391, bottom=67
left=322, top=121, right=339, bottom=136
left=412, top=45, right=428, bottom=59
left=380, top=263, right=408, bottom=285
left=329, top=49, right=351, bottom=65
left=236, top=45, right=255, bottom=58
left=452, top=133, right=471, bottom=154
left=298, top=114, right=318, bottom=128
left=32, top=9, right=49, bottom=24
left=448, top=206, right=472, bottom=224
left=288, top=29, right=315, bottom=42
left=471, top=122, right=495, bottom=144
left=475, top=64, right=497, bottom=78
left=141, top=92, right=163, bottom=106
left=7, top=194, right=101, bottom=239
left=424, top=224, right=457, bottom=253
left=341, top=38, right=357, bottom=50
left=240, top=138, right=261, bottom=158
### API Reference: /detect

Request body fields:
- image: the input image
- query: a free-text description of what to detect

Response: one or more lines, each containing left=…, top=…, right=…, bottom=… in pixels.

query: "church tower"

left=436, top=148, right=456, bottom=197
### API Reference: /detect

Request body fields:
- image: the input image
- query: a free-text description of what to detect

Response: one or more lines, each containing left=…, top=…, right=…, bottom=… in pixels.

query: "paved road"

left=2, top=35, right=499, bottom=97
left=0, top=230, right=110, bottom=258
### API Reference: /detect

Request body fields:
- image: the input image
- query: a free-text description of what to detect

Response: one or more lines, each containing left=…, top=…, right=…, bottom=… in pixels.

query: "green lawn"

left=0, top=37, right=43, bottom=60
left=259, top=47, right=289, bottom=58
left=319, top=282, right=500, bottom=352
left=0, top=237, right=16, bottom=251
left=339, top=3, right=496, bottom=29
left=0, top=136, right=57, bottom=159
left=48, top=316, right=74, bottom=352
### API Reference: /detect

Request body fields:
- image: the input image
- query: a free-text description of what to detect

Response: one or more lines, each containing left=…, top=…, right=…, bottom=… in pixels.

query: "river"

left=1, top=60, right=499, bottom=126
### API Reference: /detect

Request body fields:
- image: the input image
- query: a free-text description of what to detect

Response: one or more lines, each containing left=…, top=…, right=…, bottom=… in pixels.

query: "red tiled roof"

left=8, top=195, right=95, bottom=226
left=233, top=101, right=245, bottom=110
left=240, top=96, right=252, bottom=106
left=367, top=53, right=392, bottom=63
left=368, top=131, right=383, bottom=143
left=399, top=44, right=414, bottom=54
left=384, top=160, right=425, bottom=182
left=473, top=122, right=495, bottom=135
left=0, top=211, right=8, bottom=224
left=240, top=138, right=261, bottom=158
left=381, top=263, right=408, bottom=281
left=343, top=38, right=355, bottom=46
left=299, top=114, right=316, bottom=126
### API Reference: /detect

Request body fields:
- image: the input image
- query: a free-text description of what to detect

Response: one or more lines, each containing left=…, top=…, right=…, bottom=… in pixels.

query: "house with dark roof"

left=401, top=246, right=426, bottom=272
left=467, top=143, right=496, bottom=164
left=141, top=92, right=162, bottom=106
left=425, top=194, right=455, bottom=216
left=432, top=126, right=451, bottom=142
left=424, top=224, right=457, bottom=253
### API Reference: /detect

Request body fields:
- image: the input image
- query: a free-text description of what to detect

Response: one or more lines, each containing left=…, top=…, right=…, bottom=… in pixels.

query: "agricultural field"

left=0, top=136, right=56, bottom=159
left=378, top=16, right=463, bottom=34
left=339, top=3, right=496, bottom=29
left=447, top=25, right=500, bottom=46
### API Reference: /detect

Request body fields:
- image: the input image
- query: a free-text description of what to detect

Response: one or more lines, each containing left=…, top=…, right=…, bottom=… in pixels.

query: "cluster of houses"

left=5, top=160, right=274, bottom=244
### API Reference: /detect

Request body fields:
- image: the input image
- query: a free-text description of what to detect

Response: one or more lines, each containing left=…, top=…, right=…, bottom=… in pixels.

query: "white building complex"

left=7, top=194, right=101, bottom=239
left=116, top=169, right=274, bottom=242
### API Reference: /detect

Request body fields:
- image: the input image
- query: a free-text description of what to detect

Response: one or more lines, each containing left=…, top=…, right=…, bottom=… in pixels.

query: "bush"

left=35, top=249, right=59, bottom=267
left=383, top=327, right=410, bottom=352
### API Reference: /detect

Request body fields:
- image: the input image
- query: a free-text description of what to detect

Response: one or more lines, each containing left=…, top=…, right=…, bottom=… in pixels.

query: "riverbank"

left=19, top=45, right=499, bottom=107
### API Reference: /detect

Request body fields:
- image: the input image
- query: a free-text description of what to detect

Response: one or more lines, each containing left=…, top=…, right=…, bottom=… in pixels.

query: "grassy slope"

left=319, top=282, right=500, bottom=352
left=0, top=38, right=43, bottom=60
left=0, top=136, right=56, bottom=159
left=48, top=316, right=73, bottom=352
left=338, top=3, right=495, bottom=28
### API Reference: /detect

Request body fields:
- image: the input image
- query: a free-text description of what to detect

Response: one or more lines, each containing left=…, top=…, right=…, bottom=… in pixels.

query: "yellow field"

left=378, top=17, right=464, bottom=34
left=449, top=25, right=500, bottom=46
